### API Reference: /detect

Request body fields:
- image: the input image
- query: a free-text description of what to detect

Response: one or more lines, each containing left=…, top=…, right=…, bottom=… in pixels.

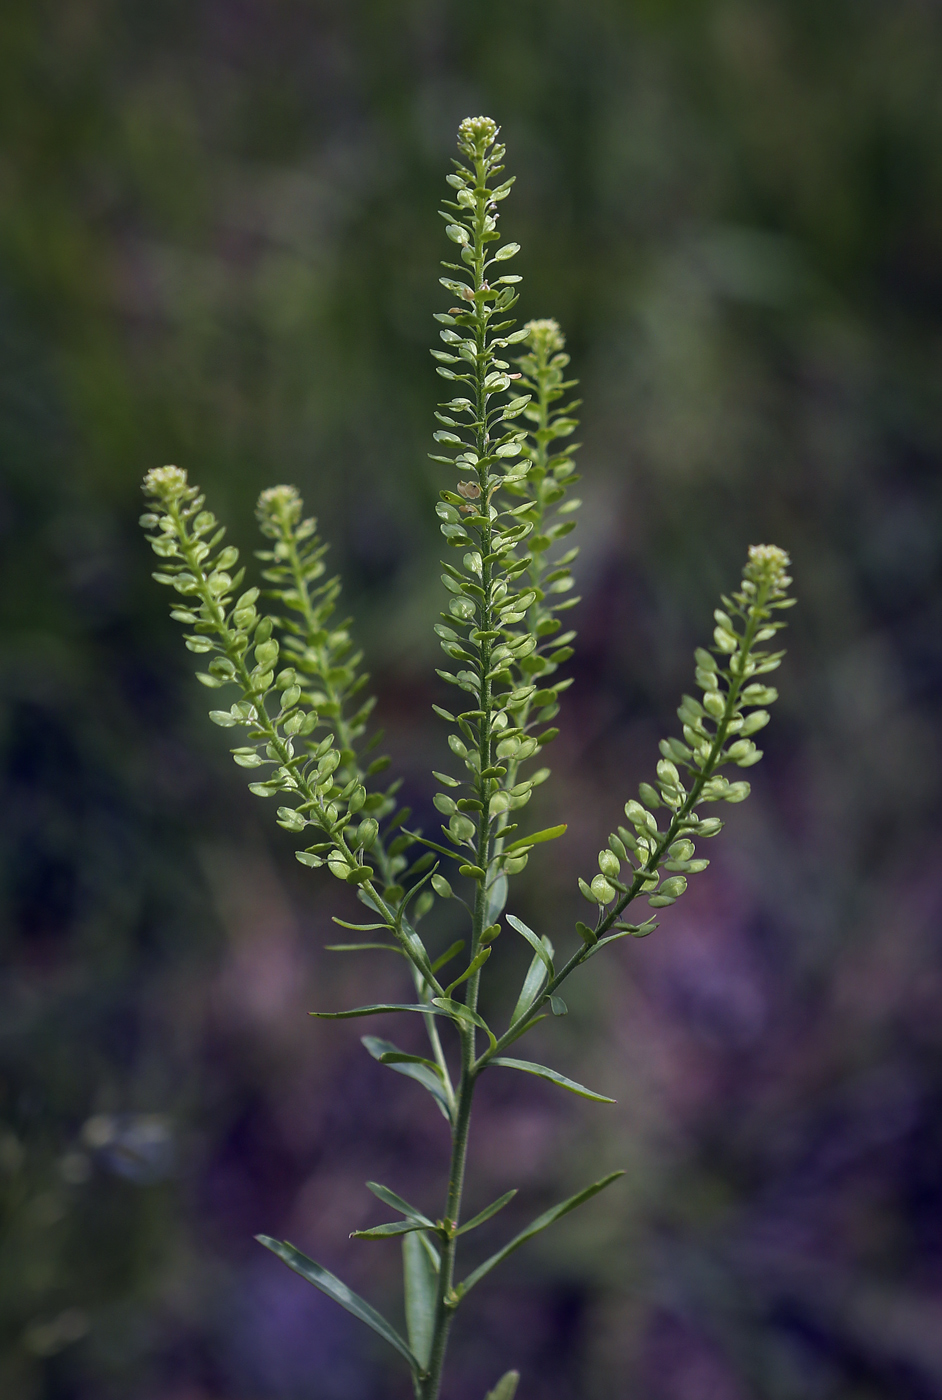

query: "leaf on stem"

left=504, top=824, right=566, bottom=854
left=505, top=915, right=554, bottom=977
left=361, top=1037, right=453, bottom=1123
left=366, top=1181, right=435, bottom=1226
left=457, top=1190, right=517, bottom=1236
left=456, top=1171, right=625, bottom=1297
left=350, top=1219, right=430, bottom=1240
left=255, top=1236, right=422, bottom=1374
left=403, top=1231, right=438, bottom=1372
left=490, top=1057, right=615, bottom=1103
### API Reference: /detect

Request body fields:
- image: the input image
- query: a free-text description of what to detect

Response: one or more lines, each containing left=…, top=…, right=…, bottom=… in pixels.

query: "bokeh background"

left=3, top=2, right=942, bottom=1397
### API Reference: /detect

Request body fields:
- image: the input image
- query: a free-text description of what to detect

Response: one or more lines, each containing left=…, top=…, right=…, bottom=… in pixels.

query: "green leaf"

left=403, top=1231, right=438, bottom=1372
left=485, top=873, right=509, bottom=924
left=431, top=998, right=498, bottom=1050
left=490, top=1057, right=614, bottom=1103
left=366, top=1181, right=434, bottom=1226
left=509, top=946, right=548, bottom=1027
left=457, top=1189, right=517, bottom=1236
left=485, top=1372, right=521, bottom=1400
left=504, top=824, right=566, bottom=854
left=331, top=918, right=390, bottom=931
left=311, top=1003, right=454, bottom=1020
left=350, top=1219, right=429, bottom=1240
left=255, top=1236, right=421, bottom=1374
left=457, top=1172, right=625, bottom=1296
left=431, top=939, right=465, bottom=973
left=361, top=1036, right=452, bottom=1123
left=506, top=915, right=554, bottom=977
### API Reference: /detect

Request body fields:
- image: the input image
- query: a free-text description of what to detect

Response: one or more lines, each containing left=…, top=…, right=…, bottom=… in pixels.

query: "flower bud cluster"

left=578, top=544, right=794, bottom=930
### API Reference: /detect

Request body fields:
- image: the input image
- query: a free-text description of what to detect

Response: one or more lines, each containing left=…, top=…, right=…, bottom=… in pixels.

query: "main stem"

left=420, top=140, right=496, bottom=1400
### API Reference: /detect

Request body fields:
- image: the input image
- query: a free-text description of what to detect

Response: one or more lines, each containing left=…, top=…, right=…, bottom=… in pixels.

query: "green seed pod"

left=697, top=818, right=724, bottom=837
left=668, top=839, right=695, bottom=861
left=608, top=833, right=628, bottom=862
left=724, top=782, right=751, bottom=803
left=598, top=849, right=620, bottom=879
left=656, top=758, right=679, bottom=786
left=659, top=876, right=687, bottom=899
left=356, top=817, right=379, bottom=848
left=431, top=873, right=453, bottom=898
left=703, top=691, right=725, bottom=718
left=449, top=813, right=476, bottom=845
left=348, top=785, right=367, bottom=814
left=638, top=782, right=662, bottom=809
left=590, top=874, right=616, bottom=905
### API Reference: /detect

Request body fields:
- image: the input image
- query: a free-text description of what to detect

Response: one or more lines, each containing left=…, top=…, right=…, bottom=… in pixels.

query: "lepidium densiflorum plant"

left=140, top=116, right=794, bottom=1400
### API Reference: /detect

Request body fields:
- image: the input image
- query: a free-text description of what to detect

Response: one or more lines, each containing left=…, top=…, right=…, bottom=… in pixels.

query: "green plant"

left=139, top=116, right=794, bottom=1400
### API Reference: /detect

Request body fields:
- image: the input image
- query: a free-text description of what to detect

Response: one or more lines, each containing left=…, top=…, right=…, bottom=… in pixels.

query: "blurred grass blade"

left=256, top=1236, right=421, bottom=1374
left=311, top=1002, right=451, bottom=1019
left=457, top=1172, right=624, bottom=1296
left=456, top=1190, right=517, bottom=1236
left=485, top=1372, right=520, bottom=1400
left=490, top=1057, right=615, bottom=1103
left=403, top=1230, right=438, bottom=1371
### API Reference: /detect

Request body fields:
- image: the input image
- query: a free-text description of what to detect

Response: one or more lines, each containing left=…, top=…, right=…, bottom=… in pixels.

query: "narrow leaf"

left=504, top=824, right=566, bottom=854
left=361, top=1037, right=452, bottom=1123
left=431, top=997, right=497, bottom=1050
left=366, top=1181, right=434, bottom=1227
left=350, top=1219, right=429, bottom=1240
left=457, top=1172, right=625, bottom=1296
left=311, top=1003, right=452, bottom=1020
left=509, top=948, right=547, bottom=1028
left=403, top=1231, right=438, bottom=1372
left=255, top=1236, right=421, bottom=1373
left=444, top=946, right=491, bottom=996
left=490, top=1057, right=615, bottom=1103
left=457, top=1190, right=517, bottom=1236
left=431, top=939, right=465, bottom=974
left=506, top=915, right=554, bottom=977
left=485, top=874, right=508, bottom=924
left=331, top=919, right=391, bottom=931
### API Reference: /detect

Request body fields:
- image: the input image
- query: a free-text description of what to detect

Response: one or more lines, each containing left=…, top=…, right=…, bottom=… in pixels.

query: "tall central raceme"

left=140, top=117, right=794, bottom=1400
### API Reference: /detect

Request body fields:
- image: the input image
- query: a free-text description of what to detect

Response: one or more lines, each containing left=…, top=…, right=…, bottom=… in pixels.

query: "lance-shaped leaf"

left=403, top=1231, right=438, bottom=1372
left=504, top=824, right=566, bottom=854
left=505, top=915, right=554, bottom=977
left=310, top=1002, right=454, bottom=1020
left=456, top=1171, right=624, bottom=1297
left=361, top=1036, right=452, bottom=1122
left=351, top=1219, right=430, bottom=1240
left=431, top=997, right=498, bottom=1050
left=508, top=940, right=551, bottom=1027
left=457, top=1189, right=517, bottom=1236
left=490, top=1057, right=615, bottom=1103
left=366, top=1181, right=435, bottom=1226
left=256, top=1236, right=421, bottom=1374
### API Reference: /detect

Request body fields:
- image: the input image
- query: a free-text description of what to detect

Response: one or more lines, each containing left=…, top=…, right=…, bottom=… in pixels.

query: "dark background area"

left=2, top=3, right=942, bottom=1398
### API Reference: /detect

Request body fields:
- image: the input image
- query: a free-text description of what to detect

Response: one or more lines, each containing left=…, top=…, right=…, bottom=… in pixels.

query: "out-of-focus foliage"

left=2, top=3, right=942, bottom=1399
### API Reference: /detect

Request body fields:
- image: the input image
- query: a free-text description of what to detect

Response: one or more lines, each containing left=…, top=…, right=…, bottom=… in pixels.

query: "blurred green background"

left=3, top=2, right=942, bottom=1397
